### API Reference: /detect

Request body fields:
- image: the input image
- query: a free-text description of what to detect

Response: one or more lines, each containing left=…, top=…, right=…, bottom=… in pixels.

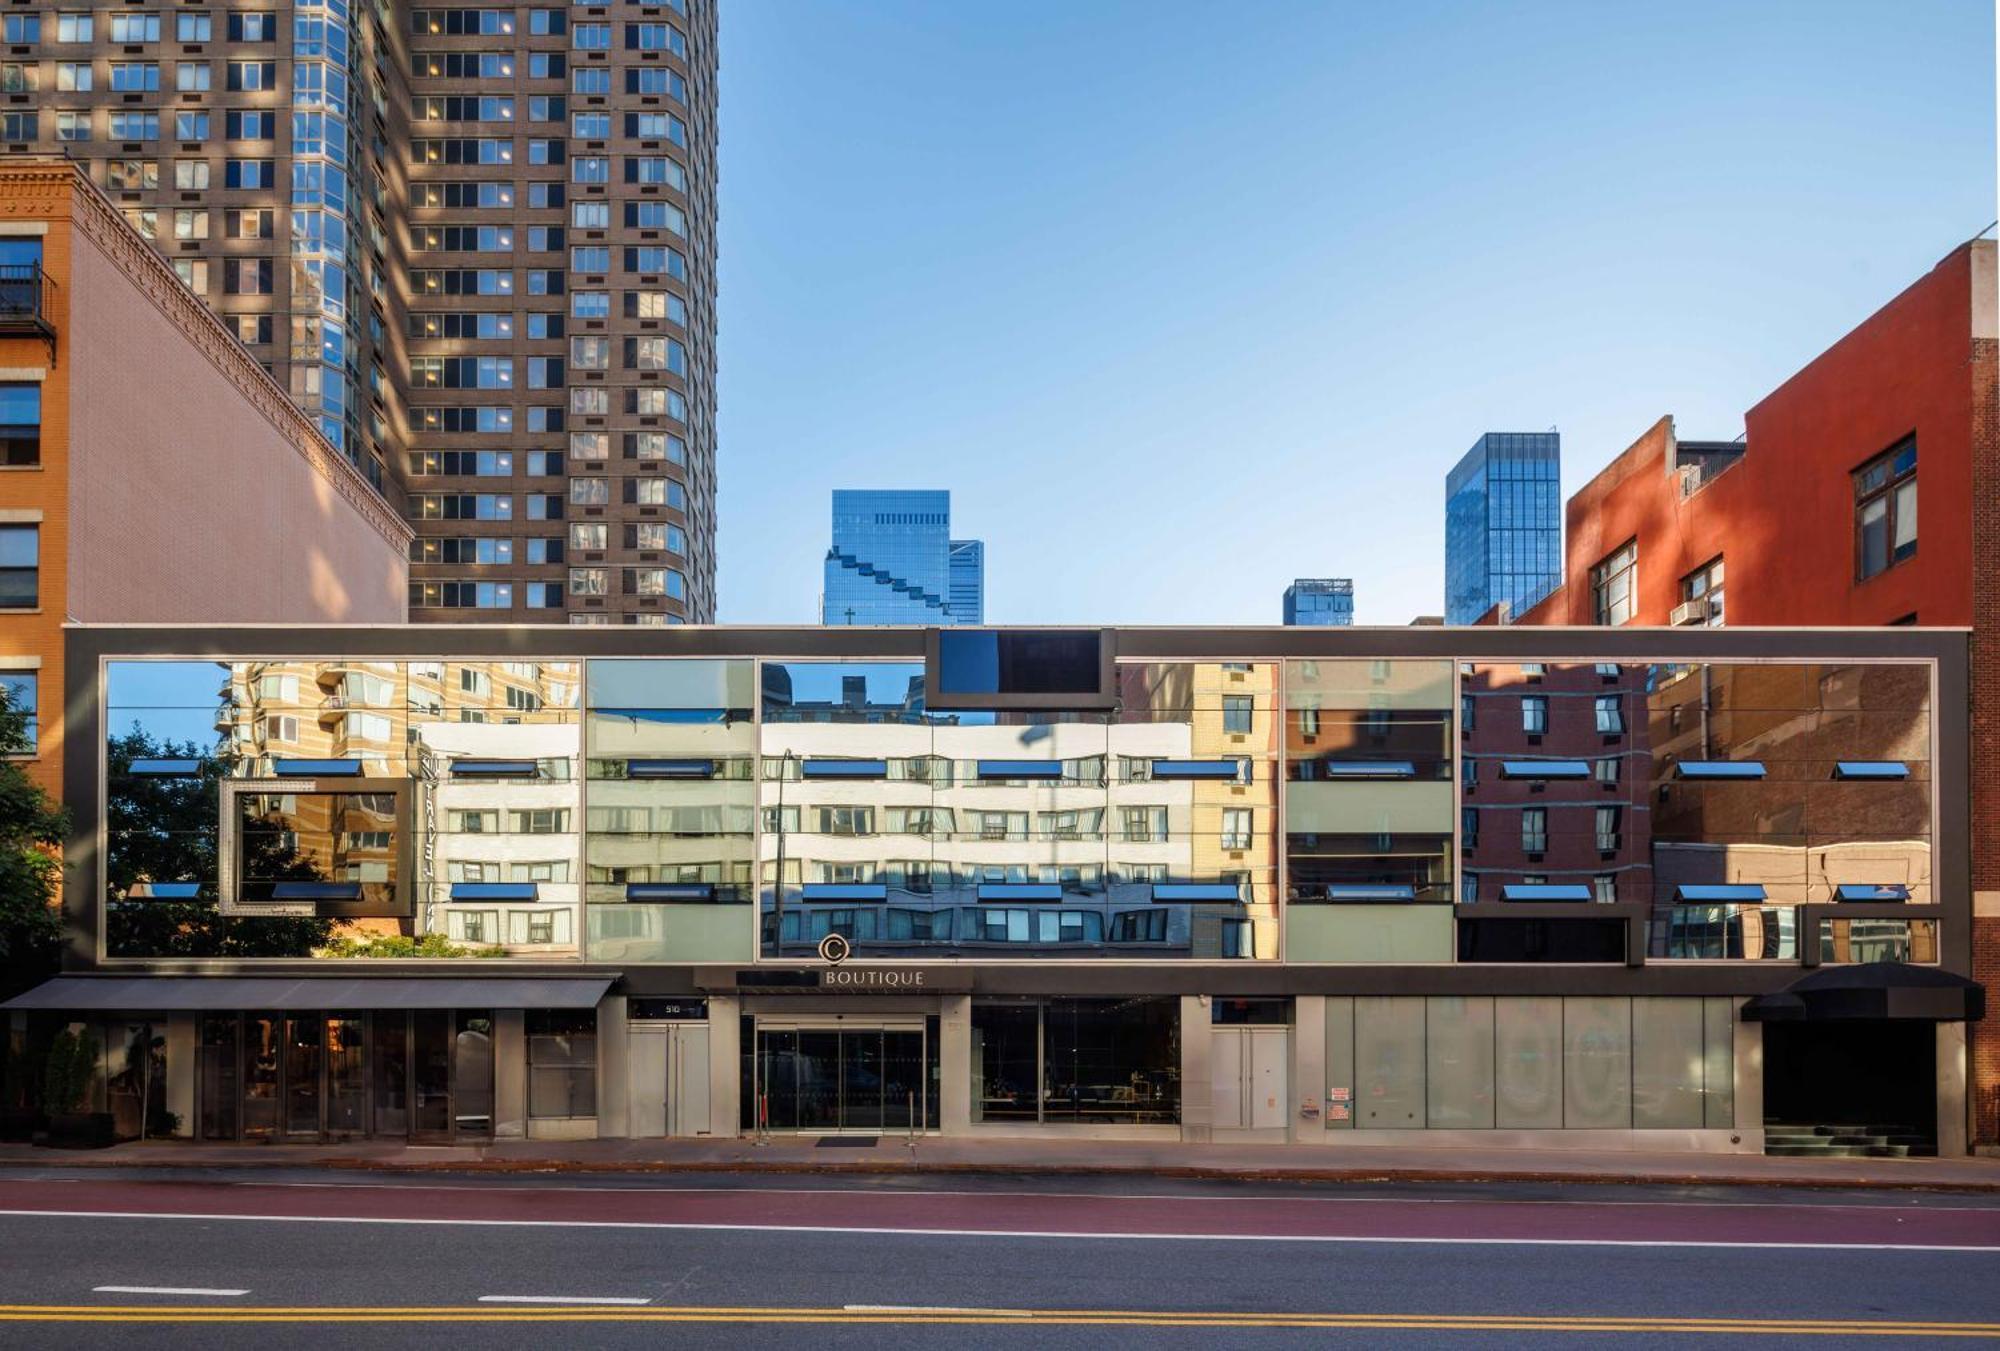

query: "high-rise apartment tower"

left=0, top=0, right=718, bottom=623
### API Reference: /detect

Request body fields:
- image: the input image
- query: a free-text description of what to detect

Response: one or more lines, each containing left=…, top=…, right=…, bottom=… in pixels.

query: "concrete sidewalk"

left=3, top=1133, right=1998, bottom=1191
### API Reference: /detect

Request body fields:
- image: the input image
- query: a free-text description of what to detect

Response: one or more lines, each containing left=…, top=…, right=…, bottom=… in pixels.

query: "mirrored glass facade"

left=94, top=645, right=1943, bottom=970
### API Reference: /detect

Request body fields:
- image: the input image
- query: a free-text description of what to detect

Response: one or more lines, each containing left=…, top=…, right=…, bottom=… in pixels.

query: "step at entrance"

left=1763, top=1122, right=1937, bottom=1158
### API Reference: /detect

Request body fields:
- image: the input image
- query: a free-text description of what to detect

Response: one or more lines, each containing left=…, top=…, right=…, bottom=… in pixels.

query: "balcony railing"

left=0, top=264, right=56, bottom=361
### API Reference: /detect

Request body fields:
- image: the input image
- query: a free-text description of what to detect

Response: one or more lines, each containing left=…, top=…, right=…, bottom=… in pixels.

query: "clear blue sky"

left=715, top=0, right=1995, bottom=626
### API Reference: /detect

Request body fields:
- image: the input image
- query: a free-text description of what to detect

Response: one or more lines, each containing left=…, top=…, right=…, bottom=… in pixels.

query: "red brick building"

left=1516, top=238, right=2000, bottom=1144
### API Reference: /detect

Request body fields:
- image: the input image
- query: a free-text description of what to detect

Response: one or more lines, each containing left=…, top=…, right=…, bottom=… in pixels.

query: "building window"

left=1594, top=694, right=1624, bottom=735
left=1461, top=807, right=1478, bottom=848
left=1854, top=438, right=1916, bottom=580
left=1679, top=557, right=1725, bottom=626
left=526, top=1010, right=596, bottom=1119
left=0, top=671, right=35, bottom=752
left=1521, top=807, right=1547, bottom=855
left=0, top=384, right=40, bottom=466
left=1590, top=539, right=1638, bottom=626
left=1593, top=756, right=1619, bottom=785
left=1520, top=694, right=1548, bottom=735
left=1220, top=807, right=1253, bottom=852
left=1221, top=695, right=1253, bottom=735
left=1595, top=805, right=1621, bottom=852
left=0, top=524, right=36, bottom=607
left=1593, top=874, right=1617, bottom=904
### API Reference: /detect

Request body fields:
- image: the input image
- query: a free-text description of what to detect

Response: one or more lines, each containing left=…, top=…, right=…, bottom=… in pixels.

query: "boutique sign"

left=822, top=967, right=928, bottom=990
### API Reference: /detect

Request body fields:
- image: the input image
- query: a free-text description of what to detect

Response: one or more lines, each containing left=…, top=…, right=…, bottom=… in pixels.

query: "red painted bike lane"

left=3, top=1179, right=1998, bottom=1248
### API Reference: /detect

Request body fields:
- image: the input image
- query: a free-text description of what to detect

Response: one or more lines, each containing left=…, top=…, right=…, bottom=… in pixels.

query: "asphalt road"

left=0, top=1168, right=1995, bottom=1348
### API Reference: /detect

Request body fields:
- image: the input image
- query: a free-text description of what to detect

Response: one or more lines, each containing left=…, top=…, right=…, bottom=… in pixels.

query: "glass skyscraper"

left=948, top=540, right=985, bottom=624
left=1283, top=578, right=1353, bottom=626
left=1445, top=432, right=1562, bottom=625
left=823, top=490, right=982, bottom=625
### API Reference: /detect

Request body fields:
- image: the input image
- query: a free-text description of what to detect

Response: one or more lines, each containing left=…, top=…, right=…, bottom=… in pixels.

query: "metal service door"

left=1213, top=1027, right=1290, bottom=1130
left=628, top=1027, right=669, bottom=1138
left=1248, top=1027, right=1289, bottom=1130
left=1212, top=1027, right=1247, bottom=1128
left=668, top=1024, right=711, bottom=1136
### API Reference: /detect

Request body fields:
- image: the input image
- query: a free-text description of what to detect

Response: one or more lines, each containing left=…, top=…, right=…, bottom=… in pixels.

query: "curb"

left=1, top=1151, right=1995, bottom=1193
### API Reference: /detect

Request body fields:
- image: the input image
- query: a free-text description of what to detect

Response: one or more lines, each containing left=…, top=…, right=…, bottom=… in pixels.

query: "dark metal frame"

left=63, top=623, right=1974, bottom=1002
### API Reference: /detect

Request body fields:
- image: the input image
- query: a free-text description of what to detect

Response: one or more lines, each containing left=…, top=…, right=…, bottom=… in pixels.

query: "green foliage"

left=40, top=1027, right=97, bottom=1115
left=0, top=685, right=65, bottom=984
left=316, top=931, right=506, bottom=960
left=103, top=728, right=335, bottom=958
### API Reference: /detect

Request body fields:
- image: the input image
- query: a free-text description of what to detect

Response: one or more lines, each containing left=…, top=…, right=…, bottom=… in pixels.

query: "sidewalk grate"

left=815, top=1137, right=879, bottom=1149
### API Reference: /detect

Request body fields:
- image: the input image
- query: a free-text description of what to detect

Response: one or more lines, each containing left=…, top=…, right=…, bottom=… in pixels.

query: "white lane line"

left=844, top=1304, right=1032, bottom=1317
left=477, top=1295, right=651, bottom=1306
left=93, top=1285, right=249, bottom=1297
left=11, top=1210, right=1999, bottom=1253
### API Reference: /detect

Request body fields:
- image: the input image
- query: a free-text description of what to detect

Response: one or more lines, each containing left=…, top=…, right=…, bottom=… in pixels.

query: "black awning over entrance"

left=1742, top=962, right=1984, bottom=1024
left=0, top=975, right=615, bottom=1011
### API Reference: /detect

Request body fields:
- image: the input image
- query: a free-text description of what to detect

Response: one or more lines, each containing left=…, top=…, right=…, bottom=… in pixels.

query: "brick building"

left=0, top=157, right=408, bottom=815
left=1516, top=237, right=2000, bottom=1144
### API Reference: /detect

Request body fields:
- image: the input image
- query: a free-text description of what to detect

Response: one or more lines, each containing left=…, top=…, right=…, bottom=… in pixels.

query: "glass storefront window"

left=971, top=998, right=1179, bottom=1126
left=527, top=1009, right=597, bottom=1119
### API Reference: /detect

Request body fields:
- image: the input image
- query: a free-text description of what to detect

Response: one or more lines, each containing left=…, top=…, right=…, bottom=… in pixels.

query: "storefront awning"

left=0, top=975, right=615, bottom=1012
left=1742, top=962, right=1984, bottom=1024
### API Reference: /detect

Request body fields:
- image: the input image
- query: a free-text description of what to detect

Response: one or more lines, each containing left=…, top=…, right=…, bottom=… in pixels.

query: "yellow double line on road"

left=0, top=1305, right=1996, bottom=1336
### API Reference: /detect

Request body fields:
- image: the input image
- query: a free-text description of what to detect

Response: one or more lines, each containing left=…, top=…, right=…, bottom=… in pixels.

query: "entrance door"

left=283, top=1017, right=323, bottom=1137
left=411, top=1011, right=454, bottom=1141
left=1763, top=1022, right=1936, bottom=1137
left=325, top=1016, right=367, bottom=1136
left=753, top=1021, right=928, bottom=1133
left=1212, top=1026, right=1289, bottom=1131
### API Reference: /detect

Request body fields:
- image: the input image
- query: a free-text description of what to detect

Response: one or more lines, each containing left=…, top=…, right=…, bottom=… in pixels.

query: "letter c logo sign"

left=818, top=932, right=851, bottom=965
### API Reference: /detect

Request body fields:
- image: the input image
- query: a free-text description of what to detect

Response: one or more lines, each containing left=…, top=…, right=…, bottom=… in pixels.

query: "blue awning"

left=1322, top=883, right=1418, bottom=902
left=1835, top=761, right=1910, bottom=780
left=978, top=883, right=1062, bottom=902
left=1150, top=759, right=1240, bottom=781
left=1675, top=883, right=1767, bottom=903
left=976, top=759, right=1063, bottom=780
left=1835, top=884, right=1910, bottom=903
left=627, top=758, right=717, bottom=780
left=1676, top=761, right=1766, bottom=780
left=271, top=758, right=362, bottom=777
left=802, top=883, right=887, bottom=902
left=1500, top=884, right=1593, bottom=902
left=450, top=759, right=540, bottom=779
left=1314, top=761, right=1416, bottom=780
left=450, top=882, right=539, bottom=902
left=1152, top=883, right=1242, bottom=903
left=127, top=758, right=202, bottom=777
left=1500, top=760, right=1591, bottom=780
left=626, top=882, right=715, bottom=902
left=801, top=759, right=889, bottom=780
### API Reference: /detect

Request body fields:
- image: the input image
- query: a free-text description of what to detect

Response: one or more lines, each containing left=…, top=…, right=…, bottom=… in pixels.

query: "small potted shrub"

left=40, top=1029, right=113, bottom=1149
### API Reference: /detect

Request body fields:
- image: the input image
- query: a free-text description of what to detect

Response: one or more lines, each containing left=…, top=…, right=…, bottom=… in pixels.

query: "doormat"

left=816, top=1136, right=878, bottom=1148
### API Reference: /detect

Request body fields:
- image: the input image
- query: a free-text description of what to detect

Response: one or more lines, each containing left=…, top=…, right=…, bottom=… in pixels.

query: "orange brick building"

left=1516, top=237, right=2000, bottom=1146
left=0, top=158, right=410, bottom=811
